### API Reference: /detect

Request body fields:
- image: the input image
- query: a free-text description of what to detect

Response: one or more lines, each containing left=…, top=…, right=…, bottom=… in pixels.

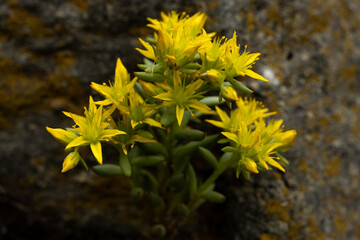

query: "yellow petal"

left=154, top=92, right=173, bottom=101
left=46, top=127, right=77, bottom=144
left=205, top=119, right=225, bottom=129
left=215, top=106, right=230, bottom=123
left=136, top=38, right=155, bottom=60
left=62, top=111, right=86, bottom=128
left=176, top=105, right=185, bottom=126
left=165, top=54, right=177, bottom=66
left=188, top=101, right=215, bottom=114
left=90, top=82, right=112, bottom=99
left=101, top=129, right=126, bottom=138
left=245, top=53, right=260, bottom=66
left=132, top=134, right=157, bottom=143
left=244, top=69, right=268, bottom=82
left=258, top=158, right=269, bottom=170
left=90, top=142, right=103, bottom=164
left=266, top=157, right=285, bottom=172
left=143, top=118, right=163, bottom=128
left=186, top=79, right=204, bottom=93
left=115, top=58, right=129, bottom=85
left=221, top=132, right=239, bottom=144
left=65, top=136, right=89, bottom=149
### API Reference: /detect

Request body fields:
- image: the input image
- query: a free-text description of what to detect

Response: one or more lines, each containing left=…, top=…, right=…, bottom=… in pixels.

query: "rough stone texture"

left=1, top=0, right=360, bottom=239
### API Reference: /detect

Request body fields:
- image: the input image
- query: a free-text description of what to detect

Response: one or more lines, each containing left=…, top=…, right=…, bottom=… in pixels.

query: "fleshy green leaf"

left=198, top=146, right=218, bottom=169
left=119, top=154, right=131, bottom=176
left=131, top=155, right=164, bottom=167
left=174, top=129, right=205, bottom=141
left=227, top=77, right=253, bottom=94
left=200, top=190, right=226, bottom=203
left=93, top=164, right=123, bottom=177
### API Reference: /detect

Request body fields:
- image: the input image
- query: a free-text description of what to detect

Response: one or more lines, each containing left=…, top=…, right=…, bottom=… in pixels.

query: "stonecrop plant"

left=47, top=11, right=296, bottom=238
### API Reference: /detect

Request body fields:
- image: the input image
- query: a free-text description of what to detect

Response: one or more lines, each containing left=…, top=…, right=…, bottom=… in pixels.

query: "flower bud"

left=242, top=158, right=259, bottom=174
left=221, top=85, right=239, bottom=101
left=202, top=69, right=225, bottom=85
left=62, top=151, right=81, bottom=173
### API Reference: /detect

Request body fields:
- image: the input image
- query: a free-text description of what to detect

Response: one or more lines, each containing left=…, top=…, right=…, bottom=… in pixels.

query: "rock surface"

left=1, top=0, right=360, bottom=239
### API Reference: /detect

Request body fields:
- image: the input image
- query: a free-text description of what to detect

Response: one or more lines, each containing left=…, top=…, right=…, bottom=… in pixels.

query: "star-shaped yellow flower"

left=154, top=71, right=214, bottom=125
left=61, top=96, right=126, bottom=164
left=91, top=58, right=137, bottom=106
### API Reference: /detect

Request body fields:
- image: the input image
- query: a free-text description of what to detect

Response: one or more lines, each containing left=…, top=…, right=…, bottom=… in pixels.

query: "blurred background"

left=0, top=0, right=360, bottom=239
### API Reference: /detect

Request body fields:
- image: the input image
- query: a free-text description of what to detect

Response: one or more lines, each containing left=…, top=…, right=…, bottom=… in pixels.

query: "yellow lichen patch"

left=247, top=10, right=254, bottom=32
left=265, top=200, right=290, bottom=222
left=298, top=158, right=308, bottom=173
left=307, top=216, right=326, bottom=240
left=70, top=0, right=88, bottom=11
left=6, top=0, right=54, bottom=38
left=288, top=223, right=302, bottom=240
left=260, top=233, right=277, bottom=240
left=318, top=117, right=329, bottom=130
left=128, top=26, right=153, bottom=36
left=352, top=118, right=360, bottom=137
left=332, top=212, right=347, bottom=238
left=266, top=2, right=282, bottom=26
left=54, top=51, right=76, bottom=70
left=324, top=156, right=341, bottom=177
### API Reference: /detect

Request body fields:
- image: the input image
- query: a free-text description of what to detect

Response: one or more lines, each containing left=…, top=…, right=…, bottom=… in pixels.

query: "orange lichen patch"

left=70, top=0, right=88, bottom=11
left=208, top=0, right=219, bottom=10
left=0, top=56, right=47, bottom=111
left=272, top=172, right=282, bottom=180
left=30, top=157, right=46, bottom=166
left=6, top=0, right=54, bottom=38
left=265, top=200, right=290, bottom=222
left=260, top=233, right=277, bottom=240
left=324, top=156, right=341, bottom=177
left=288, top=223, right=302, bottom=240
left=334, top=215, right=346, bottom=236
left=247, top=10, right=254, bottom=32
left=332, top=113, right=342, bottom=122
left=129, top=26, right=153, bottom=36
left=325, top=135, right=335, bottom=143
left=307, top=12, right=329, bottom=35
left=54, top=51, right=76, bottom=70
left=297, top=158, right=308, bottom=173
left=266, top=2, right=282, bottom=26
left=352, top=118, right=360, bottom=137
left=318, top=117, right=329, bottom=130
left=339, top=65, right=357, bottom=80
left=287, top=96, right=300, bottom=105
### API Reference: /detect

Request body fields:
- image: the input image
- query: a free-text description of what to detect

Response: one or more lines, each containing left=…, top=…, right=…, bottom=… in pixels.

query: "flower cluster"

left=47, top=11, right=296, bottom=237
left=207, top=98, right=296, bottom=178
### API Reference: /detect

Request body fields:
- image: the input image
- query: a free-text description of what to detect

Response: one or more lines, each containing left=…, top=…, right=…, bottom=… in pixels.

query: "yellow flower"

left=147, top=11, right=207, bottom=38
left=117, top=88, right=162, bottom=129
left=221, top=117, right=294, bottom=175
left=155, top=71, right=214, bottom=125
left=91, top=58, right=137, bottom=106
left=224, top=32, right=268, bottom=82
left=261, top=119, right=297, bottom=151
left=206, top=98, right=275, bottom=131
left=136, top=38, right=156, bottom=60
left=138, top=12, right=212, bottom=69
left=62, top=96, right=126, bottom=164
left=198, top=37, right=227, bottom=68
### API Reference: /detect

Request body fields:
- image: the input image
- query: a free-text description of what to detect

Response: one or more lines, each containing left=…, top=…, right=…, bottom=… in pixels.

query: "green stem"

left=189, top=154, right=238, bottom=212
